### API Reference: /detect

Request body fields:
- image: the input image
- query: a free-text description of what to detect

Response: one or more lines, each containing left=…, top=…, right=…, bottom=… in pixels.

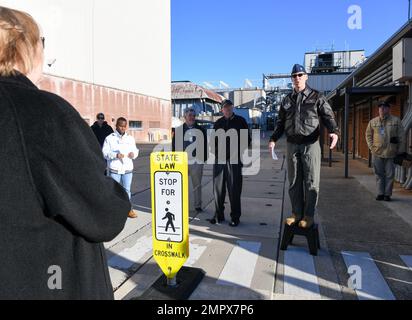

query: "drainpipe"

left=368, top=99, right=373, bottom=168
left=344, top=92, right=350, bottom=178
left=353, top=105, right=357, bottom=160
left=397, top=96, right=408, bottom=184
left=404, top=81, right=412, bottom=189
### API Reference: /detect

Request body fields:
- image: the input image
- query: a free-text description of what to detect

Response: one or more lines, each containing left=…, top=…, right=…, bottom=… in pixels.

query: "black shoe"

left=229, top=220, right=240, bottom=227
left=384, top=196, right=392, bottom=202
left=376, top=195, right=385, bottom=201
left=210, top=218, right=225, bottom=225
left=195, top=207, right=203, bottom=213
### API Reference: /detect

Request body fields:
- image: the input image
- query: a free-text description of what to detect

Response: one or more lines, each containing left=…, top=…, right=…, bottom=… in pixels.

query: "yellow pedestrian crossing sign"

left=151, top=152, right=189, bottom=280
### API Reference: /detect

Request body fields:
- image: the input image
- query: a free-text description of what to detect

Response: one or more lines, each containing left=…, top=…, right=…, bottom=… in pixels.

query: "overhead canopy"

left=329, top=86, right=408, bottom=107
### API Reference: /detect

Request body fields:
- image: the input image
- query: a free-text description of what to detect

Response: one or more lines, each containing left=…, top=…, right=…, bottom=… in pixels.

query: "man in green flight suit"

left=269, top=64, right=339, bottom=229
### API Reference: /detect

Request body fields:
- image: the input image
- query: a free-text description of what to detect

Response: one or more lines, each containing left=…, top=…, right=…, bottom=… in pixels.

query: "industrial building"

left=327, top=20, right=412, bottom=190
left=3, top=0, right=172, bottom=143
left=171, top=81, right=224, bottom=127
left=304, top=50, right=365, bottom=73
left=217, top=88, right=266, bottom=110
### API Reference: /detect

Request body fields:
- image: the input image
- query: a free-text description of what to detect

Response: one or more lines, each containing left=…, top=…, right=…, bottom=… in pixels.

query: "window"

left=129, top=121, right=143, bottom=130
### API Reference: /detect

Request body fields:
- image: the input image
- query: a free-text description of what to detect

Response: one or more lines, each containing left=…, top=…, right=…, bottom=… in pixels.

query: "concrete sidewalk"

left=314, top=152, right=412, bottom=300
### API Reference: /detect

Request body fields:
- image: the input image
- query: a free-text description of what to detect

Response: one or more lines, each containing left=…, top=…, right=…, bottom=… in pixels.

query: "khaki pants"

left=287, top=141, right=321, bottom=218
left=189, top=164, right=204, bottom=209
left=373, top=156, right=395, bottom=197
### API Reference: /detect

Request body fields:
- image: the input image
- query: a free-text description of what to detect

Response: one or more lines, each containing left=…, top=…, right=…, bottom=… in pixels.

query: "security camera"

left=47, top=59, right=57, bottom=67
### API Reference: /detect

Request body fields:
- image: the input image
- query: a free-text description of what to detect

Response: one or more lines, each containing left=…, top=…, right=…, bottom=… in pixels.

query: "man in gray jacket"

left=366, top=101, right=405, bottom=201
left=269, top=64, right=339, bottom=229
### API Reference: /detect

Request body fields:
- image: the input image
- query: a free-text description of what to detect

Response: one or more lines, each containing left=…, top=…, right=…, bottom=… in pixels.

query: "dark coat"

left=0, top=73, right=131, bottom=300
left=171, top=123, right=208, bottom=163
left=91, top=121, right=114, bottom=148
left=213, top=115, right=251, bottom=164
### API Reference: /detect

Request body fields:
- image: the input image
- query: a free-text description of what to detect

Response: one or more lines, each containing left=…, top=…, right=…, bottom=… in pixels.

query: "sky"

left=172, top=0, right=411, bottom=88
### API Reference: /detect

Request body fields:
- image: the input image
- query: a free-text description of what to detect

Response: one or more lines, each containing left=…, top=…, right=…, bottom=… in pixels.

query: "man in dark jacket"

left=91, top=113, right=114, bottom=148
left=172, top=108, right=208, bottom=213
left=211, top=100, right=251, bottom=227
left=269, top=64, right=339, bottom=229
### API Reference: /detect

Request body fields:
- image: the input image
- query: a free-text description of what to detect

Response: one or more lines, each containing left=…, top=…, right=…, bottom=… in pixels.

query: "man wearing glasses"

left=91, top=113, right=114, bottom=148
left=269, top=64, right=339, bottom=229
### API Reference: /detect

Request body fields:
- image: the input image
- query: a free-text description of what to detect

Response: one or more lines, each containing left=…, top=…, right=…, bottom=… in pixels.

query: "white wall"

left=1, top=0, right=171, bottom=101
left=307, top=74, right=350, bottom=93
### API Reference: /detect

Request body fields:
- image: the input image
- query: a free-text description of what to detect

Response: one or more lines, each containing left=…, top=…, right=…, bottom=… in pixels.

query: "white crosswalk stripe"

left=185, top=236, right=212, bottom=267
left=217, top=241, right=261, bottom=288
left=342, top=251, right=395, bottom=300
left=400, top=255, right=412, bottom=272
left=283, top=247, right=321, bottom=299
left=109, top=236, right=152, bottom=270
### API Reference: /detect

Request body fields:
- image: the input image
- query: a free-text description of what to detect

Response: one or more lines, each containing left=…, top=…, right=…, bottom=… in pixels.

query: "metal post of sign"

left=167, top=277, right=177, bottom=287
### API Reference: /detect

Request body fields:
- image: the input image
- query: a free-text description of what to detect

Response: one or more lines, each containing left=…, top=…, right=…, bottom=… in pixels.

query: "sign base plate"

left=134, top=267, right=205, bottom=300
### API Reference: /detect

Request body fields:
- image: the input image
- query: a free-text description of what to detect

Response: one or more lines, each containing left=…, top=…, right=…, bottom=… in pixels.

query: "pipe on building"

left=345, top=92, right=350, bottom=178
left=404, top=168, right=412, bottom=190
left=403, top=81, right=412, bottom=189
left=353, top=105, right=357, bottom=160
left=368, top=99, right=373, bottom=168
left=400, top=167, right=407, bottom=184
left=356, top=60, right=392, bottom=87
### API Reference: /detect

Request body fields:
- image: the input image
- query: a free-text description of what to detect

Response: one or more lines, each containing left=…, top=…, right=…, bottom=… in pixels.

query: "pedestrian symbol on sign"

left=154, top=171, right=184, bottom=243
left=162, top=209, right=176, bottom=233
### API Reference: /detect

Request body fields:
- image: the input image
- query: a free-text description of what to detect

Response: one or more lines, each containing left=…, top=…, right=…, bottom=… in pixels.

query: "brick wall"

left=39, top=74, right=171, bottom=143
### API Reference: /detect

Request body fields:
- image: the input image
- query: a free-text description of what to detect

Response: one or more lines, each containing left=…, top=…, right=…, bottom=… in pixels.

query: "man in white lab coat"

left=103, top=117, right=139, bottom=219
